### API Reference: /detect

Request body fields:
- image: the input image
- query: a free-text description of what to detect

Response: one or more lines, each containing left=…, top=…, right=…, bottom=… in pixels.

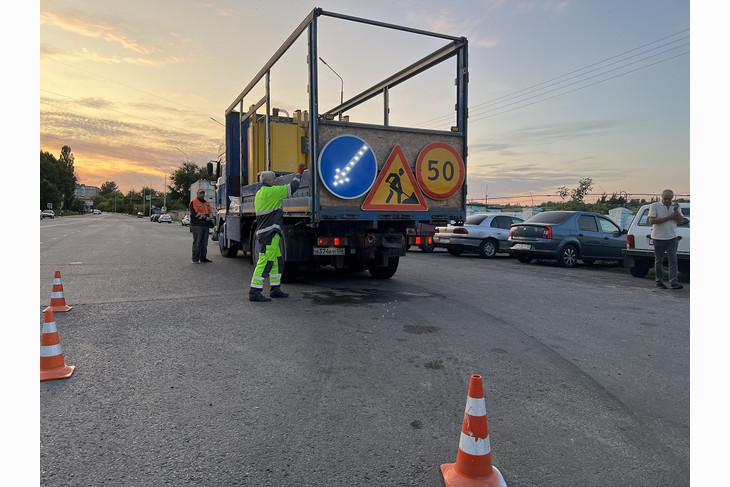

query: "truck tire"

left=420, top=241, right=435, bottom=253
left=478, top=239, right=498, bottom=258
left=218, top=224, right=239, bottom=258
left=368, top=256, right=399, bottom=279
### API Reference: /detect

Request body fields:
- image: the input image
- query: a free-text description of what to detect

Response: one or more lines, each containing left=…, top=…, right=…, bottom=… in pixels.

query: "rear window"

left=524, top=212, right=571, bottom=224
left=465, top=214, right=489, bottom=225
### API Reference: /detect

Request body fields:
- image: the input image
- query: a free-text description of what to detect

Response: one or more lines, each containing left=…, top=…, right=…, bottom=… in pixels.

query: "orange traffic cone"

left=441, top=374, right=507, bottom=487
left=40, top=308, right=75, bottom=381
left=44, top=270, right=72, bottom=312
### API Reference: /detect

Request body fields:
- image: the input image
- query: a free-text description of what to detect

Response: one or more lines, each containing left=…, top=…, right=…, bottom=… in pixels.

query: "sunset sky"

left=37, top=0, right=692, bottom=205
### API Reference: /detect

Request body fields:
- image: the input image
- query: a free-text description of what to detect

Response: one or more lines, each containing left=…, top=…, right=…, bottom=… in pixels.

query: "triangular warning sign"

left=362, top=144, right=428, bottom=211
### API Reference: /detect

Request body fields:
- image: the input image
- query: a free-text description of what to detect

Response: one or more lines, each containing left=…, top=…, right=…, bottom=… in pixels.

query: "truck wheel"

left=478, top=239, right=498, bottom=258
left=420, top=242, right=435, bottom=253
left=368, top=256, right=399, bottom=279
left=218, top=224, right=239, bottom=258
left=557, top=245, right=578, bottom=268
left=629, top=262, right=651, bottom=278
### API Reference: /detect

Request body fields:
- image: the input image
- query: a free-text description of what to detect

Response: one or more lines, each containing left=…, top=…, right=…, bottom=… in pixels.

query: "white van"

left=622, top=202, right=689, bottom=277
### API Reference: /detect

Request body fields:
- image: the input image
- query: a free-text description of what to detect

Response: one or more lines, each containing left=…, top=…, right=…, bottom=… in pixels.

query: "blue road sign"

left=318, top=135, right=377, bottom=199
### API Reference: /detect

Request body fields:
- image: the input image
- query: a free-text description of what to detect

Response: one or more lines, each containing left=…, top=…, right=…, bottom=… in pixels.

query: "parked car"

left=93, top=209, right=102, bottom=215
left=181, top=213, right=191, bottom=226
left=150, top=213, right=161, bottom=222
left=41, top=209, right=55, bottom=219
left=508, top=211, right=626, bottom=267
left=158, top=214, right=172, bottom=223
left=137, top=212, right=144, bottom=218
left=622, top=202, right=690, bottom=277
left=434, top=213, right=524, bottom=258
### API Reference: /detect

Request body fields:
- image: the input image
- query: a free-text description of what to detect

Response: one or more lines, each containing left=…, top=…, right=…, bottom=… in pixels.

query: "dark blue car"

left=508, top=211, right=627, bottom=267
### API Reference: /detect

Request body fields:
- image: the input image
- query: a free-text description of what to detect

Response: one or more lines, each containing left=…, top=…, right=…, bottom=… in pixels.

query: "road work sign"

left=362, top=144, right=428, bottom=211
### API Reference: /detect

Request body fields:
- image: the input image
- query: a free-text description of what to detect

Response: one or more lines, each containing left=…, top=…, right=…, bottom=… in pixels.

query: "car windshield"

left=524, top=212, right=572, bottom=224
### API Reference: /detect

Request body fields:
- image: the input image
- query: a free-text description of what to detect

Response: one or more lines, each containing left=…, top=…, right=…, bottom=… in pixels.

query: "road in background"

left=38, top=214, right=689, bottom=486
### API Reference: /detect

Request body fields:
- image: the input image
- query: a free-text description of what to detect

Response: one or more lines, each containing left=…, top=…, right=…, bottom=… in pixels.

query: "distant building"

left=75, top=184, right=101, bottom=212
left=75, top=184, right=100, bottom=199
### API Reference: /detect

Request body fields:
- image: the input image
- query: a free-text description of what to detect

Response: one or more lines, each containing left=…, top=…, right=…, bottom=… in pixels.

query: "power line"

left=414, top=29, right=689, bottom=127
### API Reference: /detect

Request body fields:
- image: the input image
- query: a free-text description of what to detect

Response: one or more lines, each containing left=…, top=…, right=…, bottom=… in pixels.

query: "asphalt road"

left=36, top=213, right=689, bottom=486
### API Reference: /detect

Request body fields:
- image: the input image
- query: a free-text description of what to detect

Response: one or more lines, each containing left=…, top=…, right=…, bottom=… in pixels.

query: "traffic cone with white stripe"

left=40, top=308, right=75, bottom=381
left=440, top=374, right=506, bottom=487
left=44, top=270, right=72, bottom=313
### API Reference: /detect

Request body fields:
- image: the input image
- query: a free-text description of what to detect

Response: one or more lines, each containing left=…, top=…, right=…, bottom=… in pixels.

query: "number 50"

left=427, top=159, right=455, bottom=181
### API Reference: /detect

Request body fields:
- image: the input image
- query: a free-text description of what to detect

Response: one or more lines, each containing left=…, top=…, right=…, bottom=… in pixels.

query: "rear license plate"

left=313, top=247, right=345, bottom=256
left=512, top=244, right=532, bottom=251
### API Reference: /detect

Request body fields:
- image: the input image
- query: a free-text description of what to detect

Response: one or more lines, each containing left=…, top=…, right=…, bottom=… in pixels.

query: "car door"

left=490, top=216, right=513, bottom=245
left=596, top=215, right=625, bottom=258
left=576, top=214, right=604, bottom=258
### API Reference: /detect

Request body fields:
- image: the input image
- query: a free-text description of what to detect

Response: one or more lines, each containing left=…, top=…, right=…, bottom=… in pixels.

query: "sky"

left=34, top=0, right=694, bottom=206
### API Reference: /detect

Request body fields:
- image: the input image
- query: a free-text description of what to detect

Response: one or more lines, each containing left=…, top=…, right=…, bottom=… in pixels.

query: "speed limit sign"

left=415, top=142, right=465, bottom=200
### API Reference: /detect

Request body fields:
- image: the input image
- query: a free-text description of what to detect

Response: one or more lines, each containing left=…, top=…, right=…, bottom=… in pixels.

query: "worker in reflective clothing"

left=249, top=163, right=305, bottom=302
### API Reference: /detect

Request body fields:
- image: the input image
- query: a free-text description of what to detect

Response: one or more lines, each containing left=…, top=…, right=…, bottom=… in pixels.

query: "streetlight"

left=156, top=166, right=168, bottom=209
left=210, top=117, right=224, bottom=126
left=319, top=57, right=343, bottom=121
left=176, top=147, right=189, bottom=162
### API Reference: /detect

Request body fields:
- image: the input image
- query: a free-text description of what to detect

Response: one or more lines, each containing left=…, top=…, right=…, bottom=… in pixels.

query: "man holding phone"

left=648, top=189, right=685, bottom=289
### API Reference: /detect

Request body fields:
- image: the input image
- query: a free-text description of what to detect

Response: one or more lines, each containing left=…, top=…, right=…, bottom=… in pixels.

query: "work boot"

left=249, top=290, right=271, bottom=302
left=270, top=287, right=289, bottom=298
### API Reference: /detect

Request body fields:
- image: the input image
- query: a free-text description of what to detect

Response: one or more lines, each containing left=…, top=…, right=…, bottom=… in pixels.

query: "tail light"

left=318, top=237, right=346, bottom=246
left=414, top=236, right=422, bottom=245
left=626, top=234, right=635, bottom=249
left=453, top=228, right=469, bottom=235
left=541, top=226, right=552, bottom=239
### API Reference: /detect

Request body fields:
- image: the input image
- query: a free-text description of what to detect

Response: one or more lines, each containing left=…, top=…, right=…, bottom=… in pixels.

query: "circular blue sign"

left=318, top=135, right=377, bottom=199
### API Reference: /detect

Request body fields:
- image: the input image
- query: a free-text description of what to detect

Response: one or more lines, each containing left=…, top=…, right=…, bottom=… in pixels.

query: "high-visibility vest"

left=189, top=198, right=212, bottom=224
left=255, top=175, right=301, bottom=243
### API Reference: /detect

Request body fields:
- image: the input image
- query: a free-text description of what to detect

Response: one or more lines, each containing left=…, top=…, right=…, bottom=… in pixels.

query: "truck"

left=208, top=8, right=469, bottom=282
left=190, top=179, right=216, bottom=208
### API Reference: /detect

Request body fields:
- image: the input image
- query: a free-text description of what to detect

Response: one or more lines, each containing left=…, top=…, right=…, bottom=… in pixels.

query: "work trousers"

left=653, top=237, right=679, bottom=286
left=192, top=225, right=209, bottom=262
left=250, top=234, right=283, bottom=292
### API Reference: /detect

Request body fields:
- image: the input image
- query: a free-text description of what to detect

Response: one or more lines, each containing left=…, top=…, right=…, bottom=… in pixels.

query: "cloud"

left=40, top=11, right=156, bottom=55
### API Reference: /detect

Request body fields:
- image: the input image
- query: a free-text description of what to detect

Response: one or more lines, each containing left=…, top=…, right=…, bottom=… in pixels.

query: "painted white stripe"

left=464, top=396, right=487, bottom=417
left=53, top=278, right=62, bottom=284
left=40, top=344, right=63, bottom=357
left=51, top=291, right=65, bottom=298
left=43, top=321, right=57, bottom=333
left=459, top=432, right=491, bottom=456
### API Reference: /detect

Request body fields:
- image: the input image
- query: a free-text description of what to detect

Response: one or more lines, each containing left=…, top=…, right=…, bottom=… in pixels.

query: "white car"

left=434, top=213, right=524, bottom=258
left=158, top=214, right=173, bottom=223
left=93, top=209, right=102, bottom=215
left=622, top=202, right=690, bottom=277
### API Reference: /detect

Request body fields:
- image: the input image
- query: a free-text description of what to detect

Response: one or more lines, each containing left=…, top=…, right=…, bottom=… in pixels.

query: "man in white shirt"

left=648, top=189, right=685, bottom=289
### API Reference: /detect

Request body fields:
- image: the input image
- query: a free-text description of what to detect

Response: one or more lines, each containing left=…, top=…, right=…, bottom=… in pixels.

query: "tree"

left=555, top=178, right=593, bottom=210
left=57, top=146, right=78, bottom=211
left=40, top=149, right=77, bottom=211
left=100, top=181, right=118, bottom=195
left=169, top=162, right=210, bottom=205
